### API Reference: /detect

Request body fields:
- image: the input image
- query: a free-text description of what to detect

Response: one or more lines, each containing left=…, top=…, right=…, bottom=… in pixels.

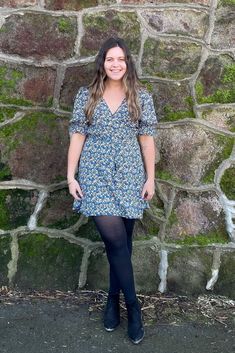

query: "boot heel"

left=103, top=294, right=120, bottom=331
left=126, top=298, right=144, bottom=344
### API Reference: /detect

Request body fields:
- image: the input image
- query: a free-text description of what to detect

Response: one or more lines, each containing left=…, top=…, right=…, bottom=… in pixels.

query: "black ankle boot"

left=126, top=298, right=144, bottom=344
left=103, top=293, right=120, bottom=332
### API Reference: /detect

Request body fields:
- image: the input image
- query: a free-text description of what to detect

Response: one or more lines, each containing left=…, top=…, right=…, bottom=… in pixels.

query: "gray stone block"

left=14, top=233, right=83, bottom=291
left=214, top=250, right=235, bottom=299
left=167, top=247, right=213, bottom=295
left=0, top=235, right=11, bottom=286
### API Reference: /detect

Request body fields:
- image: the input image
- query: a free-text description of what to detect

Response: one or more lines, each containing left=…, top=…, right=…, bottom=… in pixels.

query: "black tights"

left=92, top=215, right=136, bottom=304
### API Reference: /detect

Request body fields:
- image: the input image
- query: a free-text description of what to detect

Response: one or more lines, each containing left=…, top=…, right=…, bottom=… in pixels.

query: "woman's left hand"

left=141, top=178, right=155, bottom=201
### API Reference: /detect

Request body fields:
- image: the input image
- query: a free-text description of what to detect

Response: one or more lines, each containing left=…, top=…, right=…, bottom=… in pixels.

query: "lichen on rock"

left=0, top=13, right=77, bottom=60
left=142, top=9, right=209, bottom=39
left=142, top=37, right=202, bottom=79
left=199, top=107, right=235, bottom=133
left=80, top=10, right=141, bottom=56
left=164, top=190, right=228, bottom=243
left=0, top=112, right=69, bottom=184
left=196, top=55, right=235, bottom=104
left=0, top=62, right=56, bottom=106
left=156, top=125, right=234, bottom=186
left=44, top=0, right=99, bottom=10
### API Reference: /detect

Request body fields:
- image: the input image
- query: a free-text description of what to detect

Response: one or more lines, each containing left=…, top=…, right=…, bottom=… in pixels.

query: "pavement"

left=0, top=291, right=234, bottom=353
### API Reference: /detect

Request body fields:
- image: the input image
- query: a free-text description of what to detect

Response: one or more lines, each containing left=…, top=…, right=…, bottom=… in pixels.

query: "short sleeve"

left=68, top=87, right=89, bottom=137
left=138, top=90, right=158, bottom=137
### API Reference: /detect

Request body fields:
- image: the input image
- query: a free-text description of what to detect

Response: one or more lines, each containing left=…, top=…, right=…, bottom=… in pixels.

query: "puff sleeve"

left=138, top=90, right=158, bottom=137
left=68, top=87, right=89, bottom=137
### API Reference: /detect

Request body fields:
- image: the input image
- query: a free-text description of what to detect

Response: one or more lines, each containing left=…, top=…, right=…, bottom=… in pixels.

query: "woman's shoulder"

left=138, top=87, right=153, bottom=104
left=74, top=86, right=90, bottom=105
left=76, top=86, right=89, bottom=96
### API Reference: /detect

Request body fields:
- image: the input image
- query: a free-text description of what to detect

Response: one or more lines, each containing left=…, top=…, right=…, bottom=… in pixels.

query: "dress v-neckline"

left=102, top=97, right=126, bottom=116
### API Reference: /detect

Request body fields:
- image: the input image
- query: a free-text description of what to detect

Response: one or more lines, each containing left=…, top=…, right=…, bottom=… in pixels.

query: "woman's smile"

left=104, top=46, right=127, bottom=81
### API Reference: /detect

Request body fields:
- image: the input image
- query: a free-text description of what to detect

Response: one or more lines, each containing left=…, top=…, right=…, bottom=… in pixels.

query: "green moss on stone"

left=140, top=80, right=153, bottom=93
left=196, top=63, right=235, bottom=104
left=202, top=135, right=234, bottom=183
left=0, top=66, right=32, bottom=106
left=195, top=81, right=204, bottom=99
left=40, top=213, right=79, bottom=230
left=168, top=230, right=229, bottom=246
left=135, top=234, right=154, bottom=241
left=0, top=189, right=37, bottom=230
left=218, top=0, right=235, bottom=6
left=143, top=38, right=201, bottom=79
left=162, top=104, right=195, bottom=122
left=0, top=235, right=11, bottom=285
left=155, top=71, right=184, bottom=80
left=38, top=188, right=80, bottom=229
left=58, top=17, right=74, bottom=33
left=0, top=190, right=10, bottom=230
left=156, top=169, right=182, bottom=184
left=220, top=167, right=235, bottom=199
left=0, top=107, right=17, bottom=123
left=228, top=114, right=235, bottom=132
left=80, top=0, right=98, bottom=6
left=214, top=252, right=235, bottom=299
left=75, top=219, right=101, bottom=242
left=60, top=104, right=73, bottom=112
left=222, top=64, right=235, bottom=83
left=2, top=97, right=33, bottom=106
left=16, top=233, right=84, bottom=290
left=46, top=96, right=54, bottom=107
left=81, top=11, right=140, bottom=56
left=0, top=26, right=7, bottom=34
left=84, top=14, right=109, bottom=31
left=54, top=0, right=98, bottom=10
left=0, top=163, right=12, bottom=181
left=200, top=108, right=235, bottom=133
left=0, top=112, right=58, bottom=153
left=168, top=211, right=178, bottom=227
left=23, top=233, right=80, bottom=263
left=148, top=225, right=160, bottom=236
left=53, top=175, right=66, bottom=183
left=211, top=89, right=235, bottom=104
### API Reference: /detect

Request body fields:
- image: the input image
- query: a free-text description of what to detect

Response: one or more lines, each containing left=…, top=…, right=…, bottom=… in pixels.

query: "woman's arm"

left=67, top=133, right=86, bottom=200
left=138, top=135, right=156, bottom=201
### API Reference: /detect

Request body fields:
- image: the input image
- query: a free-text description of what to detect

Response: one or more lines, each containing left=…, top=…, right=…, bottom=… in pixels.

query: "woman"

left=67, top=37, right=157, bottom=344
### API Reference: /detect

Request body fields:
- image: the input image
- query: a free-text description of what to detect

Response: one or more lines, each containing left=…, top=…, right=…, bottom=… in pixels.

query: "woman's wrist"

left=67, top=176, right=75, bottom=185
left=146, top=176, right=155, bottom=183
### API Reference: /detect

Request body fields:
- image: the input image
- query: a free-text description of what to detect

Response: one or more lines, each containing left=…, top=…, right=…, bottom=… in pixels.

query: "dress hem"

left=72, top=209, right=146, bottom=219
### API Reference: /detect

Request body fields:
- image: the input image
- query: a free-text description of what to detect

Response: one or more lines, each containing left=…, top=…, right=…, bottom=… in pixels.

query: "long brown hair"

left=85, top=37, right=142, bottom=123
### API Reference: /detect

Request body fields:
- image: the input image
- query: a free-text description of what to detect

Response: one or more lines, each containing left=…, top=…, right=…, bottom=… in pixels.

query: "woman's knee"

left=106, top=235, right=128, bottom=253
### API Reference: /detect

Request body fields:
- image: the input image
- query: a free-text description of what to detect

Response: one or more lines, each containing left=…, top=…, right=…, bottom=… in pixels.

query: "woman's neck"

left=105, top=79, right=124, bottom=91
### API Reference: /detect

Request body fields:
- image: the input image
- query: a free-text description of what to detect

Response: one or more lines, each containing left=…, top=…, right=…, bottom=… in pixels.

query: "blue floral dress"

left=69, top=86, right=158, bottom=219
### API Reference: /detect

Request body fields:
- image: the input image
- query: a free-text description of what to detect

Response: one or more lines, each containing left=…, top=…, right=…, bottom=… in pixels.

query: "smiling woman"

left=67, top=37, right=158, bottom=345
left=102, top=47, right=127, bottom=114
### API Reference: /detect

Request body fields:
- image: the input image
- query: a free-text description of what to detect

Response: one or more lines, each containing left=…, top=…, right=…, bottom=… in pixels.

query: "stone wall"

left=0, top=0, right=234, bottom=298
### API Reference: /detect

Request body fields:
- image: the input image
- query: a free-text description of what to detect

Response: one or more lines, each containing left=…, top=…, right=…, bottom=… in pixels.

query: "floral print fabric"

left=69, top=86, right=158, bottom=219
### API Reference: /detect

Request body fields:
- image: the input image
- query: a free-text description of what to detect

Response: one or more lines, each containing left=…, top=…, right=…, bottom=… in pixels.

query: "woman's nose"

left=112, top=59, right=120, bottom=66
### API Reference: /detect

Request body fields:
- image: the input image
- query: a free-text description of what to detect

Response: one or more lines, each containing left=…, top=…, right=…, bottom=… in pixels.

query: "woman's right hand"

left=68, top=179, right=84, bottom=200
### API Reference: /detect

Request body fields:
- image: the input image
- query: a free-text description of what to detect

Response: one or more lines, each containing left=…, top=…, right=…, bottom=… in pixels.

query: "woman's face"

left=104, top=46, right=127, bottom=82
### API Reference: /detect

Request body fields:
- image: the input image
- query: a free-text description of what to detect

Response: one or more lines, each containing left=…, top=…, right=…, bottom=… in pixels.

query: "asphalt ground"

left=0, top=289, right=234, bottom=353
